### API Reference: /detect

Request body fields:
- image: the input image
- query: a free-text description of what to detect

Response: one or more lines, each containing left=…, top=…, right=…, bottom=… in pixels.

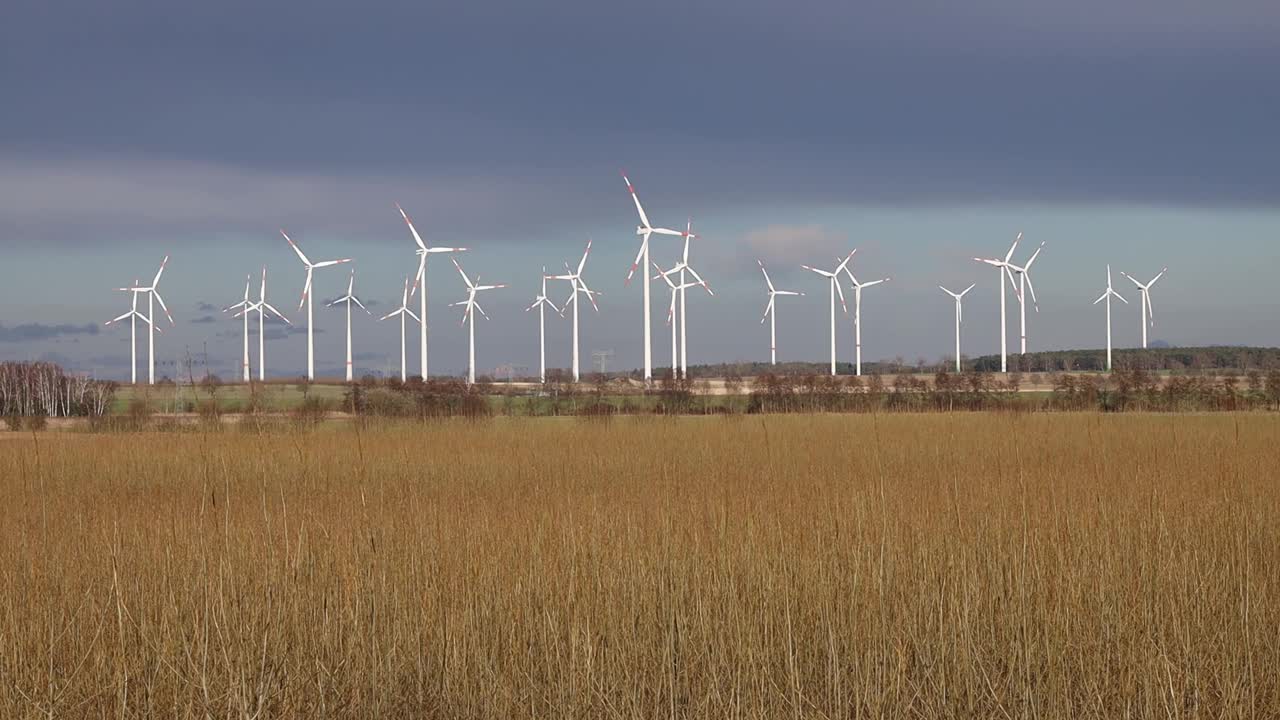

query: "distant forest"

left=665, top=346, right=1280, bottom=379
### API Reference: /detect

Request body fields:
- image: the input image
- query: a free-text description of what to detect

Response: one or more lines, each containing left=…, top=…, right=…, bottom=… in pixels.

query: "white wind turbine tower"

left=549, top=239, right=602, bottom=383
left=621, top=172, right=690, bottom=384
left=652, top=220, right=711, bottom=379
left=119, top=256, right=174, bottom=385
left=939, top=284, right=976, bottom=373
left=282, top=230, right=351, bottom=380
left=654, top=264, right=707, bottom=376
left=972, top=232, right=1022, bottom=372
left=1119, top=267, right=1167, bottom=349
left=233, top=267, right=291, bottom=382
left=525, top=268, right=562, bottom=384
left=451, top=258, right=505, bottom=386
left=840, top=261, right=890, bottom=377
left=757, top=260, right=803, bottom=366
left=397, top=204, right=467, bottom=380
left=378, top=277, right=420, bottom=382
left=801, top=251, right=854, bottom=376
left=1006, top=241, right=1046, bottom=354
left=328, top=269, right=371, bottom=382
left=1093, top=266, right=1128, bottom=371
left=104, top=277, right=157, bottom=385
left=222, top=274, right=254, bottom=382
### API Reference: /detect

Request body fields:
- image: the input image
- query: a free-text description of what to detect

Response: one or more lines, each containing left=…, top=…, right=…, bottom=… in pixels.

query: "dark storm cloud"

left=0, top=322, right=100, bottom=343
left=1, top=1, right=1277, bottom=243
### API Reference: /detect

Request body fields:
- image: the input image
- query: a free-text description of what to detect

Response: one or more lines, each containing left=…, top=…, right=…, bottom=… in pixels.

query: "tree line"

left=0, top=362, right=117, bottom=424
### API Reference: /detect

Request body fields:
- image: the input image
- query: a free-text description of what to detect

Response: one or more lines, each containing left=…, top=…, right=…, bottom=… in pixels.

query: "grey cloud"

left=0, top=322, right=101, bottom=343
left=195, top=301, right=218, bottom=312
left=190, top=315, right=217, bottom=324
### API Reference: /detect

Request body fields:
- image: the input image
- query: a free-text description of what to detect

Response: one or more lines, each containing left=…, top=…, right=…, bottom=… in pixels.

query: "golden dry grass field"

left=1, top=414, right=1277, bottom=718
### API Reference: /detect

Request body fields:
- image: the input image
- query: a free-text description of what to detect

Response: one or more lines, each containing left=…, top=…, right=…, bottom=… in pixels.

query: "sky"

left=2, top=1, right=1278, bottom=380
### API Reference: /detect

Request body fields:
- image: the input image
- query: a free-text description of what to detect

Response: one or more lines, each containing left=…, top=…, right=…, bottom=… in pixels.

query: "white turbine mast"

left=398, top=204, right=467, bottom=381
left=222, top=273, right=254, bottom=382
left=654, top=263, right=707, bottom=377
left=757, top=260, right=803, bottom=366
left=1119, top=267, right=1167, bottom=349
left=283, top=230, right=350, bottom=381
left=549, top=239, right=602, bottom=383
left=840, top=260, right=890, bottom=377
left=104, top=277, right=158, bottom=385
left=972, top=232, right=1022, bottom=372
left=232, top=267, right=291, bottom=382
left=117, top=256, right=175, bottom=385
left=621, top=172, right=690, bottom=384
left=1093, top=265, right=1128, bottom=371
left=653, top=221, right=712, bottom=378
left=450, top=258, right=505, bottom=386
left=327, top=269, right=371, bottom=382
left=525, top=267, right=562, bottom=384
left=378, top=276, right=420, bottom=382
left=939, top=283, right=976, bottom=373
left=801, top=251, right=855, bottom=376
left=1006, top=240, right=1046, bottom=354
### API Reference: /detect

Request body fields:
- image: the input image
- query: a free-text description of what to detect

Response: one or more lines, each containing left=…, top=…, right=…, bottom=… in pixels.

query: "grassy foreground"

left=1, top=414, right=1277, bottom=718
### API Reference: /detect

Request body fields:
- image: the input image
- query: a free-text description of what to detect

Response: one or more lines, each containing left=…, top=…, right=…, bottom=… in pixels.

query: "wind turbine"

left=757, top=260, right=803, bottom=366
left=939, top=284, right=976, bottom=373
left=972, top=232, right=1022, bottom=372
left=652, top=220, right=711, bottom=379
left=801, top=251, right=855, bottom=376
left=1006, top=241, right=1046, bottom=354
left=104, top=278, right=157, bottom=385
left=328, top=269, right=371, bottom=382
left=451, top=258, right=505, bottom=386
left=282, top=230, right=351, bottom=380
left=840, top=262, right=890, bottom=377
left=397, top=204, right=467, bottom=380
left=1093, top=266, right=1128, bottom=371
left=1119, top=267, right=1167, bottom=349
left=379, top=276, right=420, bottom=382
left=233, top=267, right=290, bottom=382
left=118, top=256, right=174, bottom=385
left=549, top=239, right=601, bottom=383
left=525, top=268, right=562, bottom=384
left=222, top=274, right=254, bottom=382
left=621, top=172, right=690, bottom=384
left=654, top=264, right=707, bottom=376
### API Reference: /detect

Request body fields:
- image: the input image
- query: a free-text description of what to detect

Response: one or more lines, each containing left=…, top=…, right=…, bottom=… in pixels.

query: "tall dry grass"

left=1, top=414, right=1277, bottom=718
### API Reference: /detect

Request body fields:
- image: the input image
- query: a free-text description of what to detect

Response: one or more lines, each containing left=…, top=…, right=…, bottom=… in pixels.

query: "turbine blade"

left=282, top=230, right=311, bottom=265
left=1004, top=232, right=1022, bottom=263
left=312, top=259, right=350, bottom=269
left=758, top=260, right=775, bottom=291
left=264, top=302, right=291, bottom=324
left=396, top=203, right=428, bottom=250
left=761, top=296, right=774, bottom=324
left=624, top=236, right=648, bottom=286
left=151, top=255, right=169, bottom=287
left=1024, top=241, right=1045, bottom=269
left=152, top=291, right=174, bottom=324
left=622, top=172, right=651, bottom=229
left=577, top=238, right=592, bottom=275
left=299, top=270, right=312, bottom=310
left=452, top=257, right=473, bottom=288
